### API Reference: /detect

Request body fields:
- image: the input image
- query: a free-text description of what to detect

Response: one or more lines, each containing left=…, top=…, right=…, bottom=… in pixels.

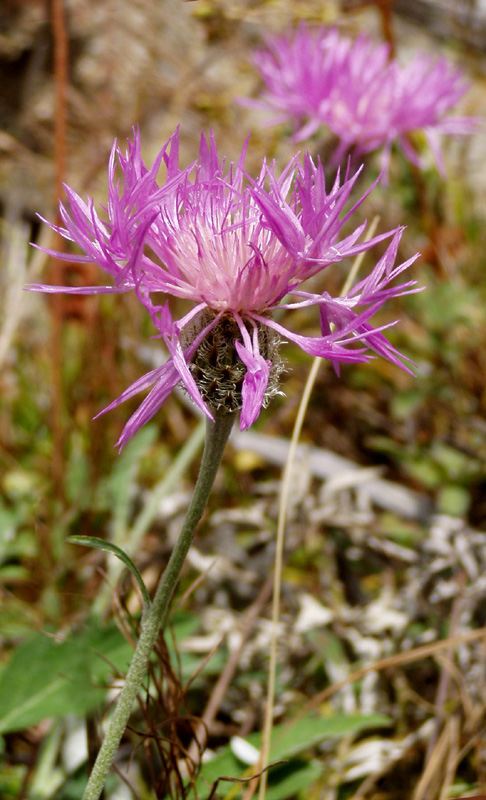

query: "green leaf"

left=201, top=760, right=322, bottom=800
left=437, top=485, right=471, bottom=517
left=131, top=419, right=205, bottom=542
left=264, top=760, right=322, bottom=800
left=27, top=720, right=65, bottom=800
left=65, top=433, right=90, bottom=508
left=99, top=424, right=157, bottom=534
left=190, top=712, right=390, bottom=799
left=261, top=713, right=390, bottom=762
left=0, top=624, right=133, bottom=734
left=68, top=535, right=151, bottom=607
left=0, top=612, right=222, bottom=735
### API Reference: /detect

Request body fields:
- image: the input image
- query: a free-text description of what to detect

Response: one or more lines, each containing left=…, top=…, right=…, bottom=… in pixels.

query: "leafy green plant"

left=191, top=712, right=390, bottom=800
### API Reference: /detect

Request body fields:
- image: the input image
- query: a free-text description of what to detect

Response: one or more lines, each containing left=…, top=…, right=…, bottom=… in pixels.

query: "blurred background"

left=0, top=1, right=486, bottom=799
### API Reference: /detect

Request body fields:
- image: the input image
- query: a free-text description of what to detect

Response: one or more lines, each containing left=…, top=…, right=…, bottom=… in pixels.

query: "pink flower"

left=29, top=128, right=420, bottom=448
left=247, top=25, right=477, bottom=175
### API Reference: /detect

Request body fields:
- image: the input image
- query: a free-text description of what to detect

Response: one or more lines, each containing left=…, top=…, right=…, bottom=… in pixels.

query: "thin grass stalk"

left=257, top=216, right=380, bottom=800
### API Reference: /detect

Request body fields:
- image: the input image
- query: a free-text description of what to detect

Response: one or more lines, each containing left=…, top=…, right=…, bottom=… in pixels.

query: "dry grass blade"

left=412, top=715, right=458, bottom=800
left=437, top=715, right=460, bottom=800
left=306, top=627, right=486, bottom=711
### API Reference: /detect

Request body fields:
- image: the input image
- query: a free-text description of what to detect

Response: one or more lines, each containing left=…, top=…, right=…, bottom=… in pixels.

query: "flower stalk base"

left=82, top=411, right=235, bottom=800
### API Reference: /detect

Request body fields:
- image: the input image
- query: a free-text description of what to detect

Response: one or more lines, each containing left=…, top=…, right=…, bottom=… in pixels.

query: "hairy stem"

left=83, top=412, right=235, bottom=800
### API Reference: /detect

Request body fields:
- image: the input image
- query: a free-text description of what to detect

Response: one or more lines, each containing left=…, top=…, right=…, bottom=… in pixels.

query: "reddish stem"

left=50, top=0, right=69, bottom=492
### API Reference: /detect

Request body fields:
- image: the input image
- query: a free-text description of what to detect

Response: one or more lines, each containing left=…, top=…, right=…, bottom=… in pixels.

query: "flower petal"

left=114, top=366, right=182, bottom=450
left=235, top=340, right=271, bottom=429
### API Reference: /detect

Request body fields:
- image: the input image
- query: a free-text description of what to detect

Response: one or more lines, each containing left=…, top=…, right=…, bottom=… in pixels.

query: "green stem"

left=82, top=412, right=235, bottom=800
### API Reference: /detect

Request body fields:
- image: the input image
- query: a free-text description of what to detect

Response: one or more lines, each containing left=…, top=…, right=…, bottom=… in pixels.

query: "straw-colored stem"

left=257, top=216, right=380, bottom=800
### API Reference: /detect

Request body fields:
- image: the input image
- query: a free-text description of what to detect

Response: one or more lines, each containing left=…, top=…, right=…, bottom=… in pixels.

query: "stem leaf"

left=68, top=535, right=151, bottom=607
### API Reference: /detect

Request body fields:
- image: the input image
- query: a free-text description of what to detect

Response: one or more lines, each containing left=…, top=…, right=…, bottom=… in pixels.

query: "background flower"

left=247, top=24, right=477, bottom=175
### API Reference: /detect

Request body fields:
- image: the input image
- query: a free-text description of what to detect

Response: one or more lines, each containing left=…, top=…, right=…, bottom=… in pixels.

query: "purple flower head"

left=246, top=24, right=478, bottom=175
left=29, top=128, right=420, bottom=448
